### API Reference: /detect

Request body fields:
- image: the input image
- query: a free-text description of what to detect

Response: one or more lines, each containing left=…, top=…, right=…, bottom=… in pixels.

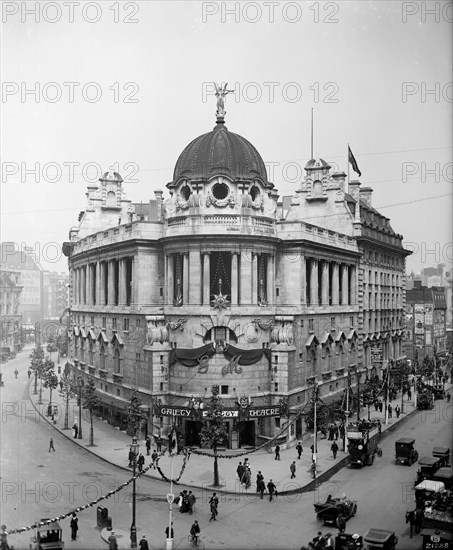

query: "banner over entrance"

left=155, top=404, right=283, bottom=418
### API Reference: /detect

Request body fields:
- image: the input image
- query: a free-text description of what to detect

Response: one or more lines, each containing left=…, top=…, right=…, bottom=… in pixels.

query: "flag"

left=348, top=146, right=362, bottom=177
left=169, top=427, right=178, bottom=456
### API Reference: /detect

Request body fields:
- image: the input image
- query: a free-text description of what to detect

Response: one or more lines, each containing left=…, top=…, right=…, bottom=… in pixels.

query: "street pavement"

left=0, top=349, right=451, bottom=550
left=23, top=350, right=429, bottom=496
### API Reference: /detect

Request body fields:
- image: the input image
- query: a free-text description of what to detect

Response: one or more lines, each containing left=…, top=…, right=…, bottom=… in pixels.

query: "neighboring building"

left=406, top=281, right=448, bottom=365
left=42, top=272, right=70, bottom=320
left=63, top=109, right=410, bottom=447
left=0, top=268, right=23, bottom=351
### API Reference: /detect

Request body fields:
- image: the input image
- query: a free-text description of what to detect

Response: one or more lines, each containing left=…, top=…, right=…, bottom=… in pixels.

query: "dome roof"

left=171, top=121, right=268, bottom=186
left=304, top=158, right=331, bottom=170
left=99, top=171, right=123, bottom=183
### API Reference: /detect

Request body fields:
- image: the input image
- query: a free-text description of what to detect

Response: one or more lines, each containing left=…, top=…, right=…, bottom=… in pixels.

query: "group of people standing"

left=236, top=458, right=252, bottom=489
left=175, top=490, right=197, bottom=514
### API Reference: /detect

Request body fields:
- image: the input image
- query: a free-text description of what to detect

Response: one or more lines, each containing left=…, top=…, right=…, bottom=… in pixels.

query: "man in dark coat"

left=331, top=441, right=339, bottom=459
left=236, top=461, right=244, bottom=481
left=267, top=479, right=276, bottom=501
left=274, top=445, right=280, bottom=460
left=139, top=534, right=149, bottom=550
left=209, top=492, right=219, bottom=521
left=187, top=490, right=196, bottom=514
left=70, top=513, right=78, bottom=541
left=137, top=453, right=145, bottom=473
left=290, top=461, right=296, bottom=479
left=145, top=436, right=151, bottom=456
left=296, top=442, right=303, bottom=459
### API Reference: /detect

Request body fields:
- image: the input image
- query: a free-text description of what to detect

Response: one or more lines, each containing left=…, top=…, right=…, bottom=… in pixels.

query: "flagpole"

left=347, top=143, right=350, bottom=194
left=311, top=108, right=314, bottom=159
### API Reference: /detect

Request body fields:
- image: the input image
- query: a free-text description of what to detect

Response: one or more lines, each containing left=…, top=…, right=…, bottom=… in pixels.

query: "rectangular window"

left=274, top=355, right=278, bottom=363
left=160, top=355, right=164, bottom=364
left=112, top=318, right=117, bottom=330
left=116, top=389, right=121, bottom=397
left=135, top=352, right=141, bottom=362
left=300, top=319, right=304, bottom=327
left=102, top=317, right=106, bottom=329
left=350, top=316, right=354, bottom=327
left=274, top=382, right=279, bottom=392
left=136, top=318, right=141, bottom=327
left=123, top=318, right=129, bottom=332
left=330, top=317, right=335, bottom=328
left=90, top=316, right=94, bottom=327
left=214, top=327, right=227, bottom=341
left=309, top=319, right=314, bottom=331
left=275, top=418, right=280, bottom=428
left=221, top=385, right=229, bottom=395
left=160, top=382, right=164, bottom=391
left=276, top=288, right=280, bottom=297
left=82, top=315, right=85, bottom=325
left=299, top=352, right=303, bottom=360
left=159, top=287, right=163, bottom=297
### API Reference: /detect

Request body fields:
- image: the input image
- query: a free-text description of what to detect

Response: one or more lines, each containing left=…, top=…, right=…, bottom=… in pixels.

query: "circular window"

left=180, top=184, right=191, bottom=201
left=212, top=182, right=229, bottom=200
left=250, top=186, right=260, bottom=201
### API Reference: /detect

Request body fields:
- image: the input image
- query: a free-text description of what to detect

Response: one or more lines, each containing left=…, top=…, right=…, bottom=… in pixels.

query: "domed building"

left=63, top=106, right=410, bottom=448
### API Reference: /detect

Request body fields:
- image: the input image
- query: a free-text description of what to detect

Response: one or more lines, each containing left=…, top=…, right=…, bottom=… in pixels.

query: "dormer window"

left=212, top=181, right=229, bottom=200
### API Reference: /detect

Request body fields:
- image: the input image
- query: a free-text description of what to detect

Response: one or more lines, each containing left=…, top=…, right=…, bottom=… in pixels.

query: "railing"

left=204, top=215, right=238, bottom=225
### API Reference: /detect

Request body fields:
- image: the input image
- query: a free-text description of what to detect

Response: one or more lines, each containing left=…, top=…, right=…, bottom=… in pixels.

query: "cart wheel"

left=352, top=504, right=357, bottom=516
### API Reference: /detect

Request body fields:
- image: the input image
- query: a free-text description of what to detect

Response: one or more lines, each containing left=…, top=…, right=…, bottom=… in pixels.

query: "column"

left=74, top=269, right=79, bottom=305
left=119, top=259, right=127, bottom=305
left=341, top=264, right=349, bottom=305
left=321, top=261, right=329, bottom=305
left=108, top=260, right=115, bottom=305
left=189, top=250, right=201, bottom=305
left=350, top=266, right=356, bottom=305
left=202, top=253, right=210, bottom=305
left=240, top=249, right=252, bottom=305
left=251, top=253, right=258, bottom=305
left=167, top=254, right=174, bottom=305
left=332, top=262, right=340, bottom=305
left=266, top=254, right=274, bottom=305
left=310, top=259, right=318, bottom=306
left=98, top=262, right=105, bottom=306
left=183, top=253, right=190, bottom=305
left=81, top=266, right=87, bottom=305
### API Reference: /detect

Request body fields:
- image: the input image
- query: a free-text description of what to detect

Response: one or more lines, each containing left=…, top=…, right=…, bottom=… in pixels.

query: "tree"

left=199, top=385, right=228, bottom=487
left=39, top=358, right=55, bottom=406
left=83, top=378, right=100, bottom=446
left=30, top=345, right=45, bottom=395
left=43, top=368, right=59, bottom=416
left=126, top=388, right=147, bottom=437
left=361, top=377, right=380, bottom=420
left=59, top=372, right=77, bottom=430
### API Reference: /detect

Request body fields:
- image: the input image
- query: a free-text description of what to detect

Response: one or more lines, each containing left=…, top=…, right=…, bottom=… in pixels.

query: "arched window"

left=99, top=344, right=106, bottom=370
left=106, top=191, right=116, bottom=207
left=313, top=180, right=323, bottom=197
left=89, top=341, right=94, bottom=365
left=113, top=348, right=121, bottom=374
left=326, top=346, right=332, bottom=370
left=80, top=340, right=85, bottom=362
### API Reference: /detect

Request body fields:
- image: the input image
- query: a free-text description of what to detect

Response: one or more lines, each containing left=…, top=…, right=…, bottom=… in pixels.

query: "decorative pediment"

left=321, top=332, right=334, bottom=345
left=111, top=332, right=124, bottom=346
left=335, top=331, right=347, bottom=343
left=306, top=334, right=319, bottom=347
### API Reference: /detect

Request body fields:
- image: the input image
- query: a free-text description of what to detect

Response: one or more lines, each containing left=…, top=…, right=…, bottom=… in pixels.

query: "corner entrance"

left=237, top=420, right=255, bottom=447
left=185, top=420, right=203, bottom=447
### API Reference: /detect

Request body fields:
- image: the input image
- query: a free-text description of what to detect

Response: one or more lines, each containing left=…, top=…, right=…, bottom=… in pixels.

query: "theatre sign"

left=154, top=404, right=283, bottom=418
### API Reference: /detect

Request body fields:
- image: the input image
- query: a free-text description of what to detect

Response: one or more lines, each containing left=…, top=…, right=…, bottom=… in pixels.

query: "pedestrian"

left=331, top=441, right=339, bottom=459
left=274, top=444, right=280, bottom=460
left=296, top=441, right=303, bottom=459
left=236, top=461, right=244, bottom=481
left=145, top=435, right=151, bottom=456
left=388, top=404, right=393, bottom=418
left=139, top=534, right=149, bottom=550
left=128, top=448, right=136, bottom=467
left=137, top=453, right=145, bottom=473
left=108, top=531, right=118, bottom=550
left=290, top=461, right=296, bottom=479
left=156, top=437, right=162, bottom=453
left=339, top=423, right=345, bottom=440
left=256, top=470, right=264, bottom=492
left=27, top=368, right=31, bottom=379
left=310, top=443, right=315, bottom=459
left=70, top=513, right=78, bottom=541
left=59, top=380, right=63, bottom=391
left=267, top=479, right=276, bottom=502
left=73, top=423, right=78, bottom=438
left=257, top=477, right=265, bottom=499
left=407, top=388, right=412, bottom=401
left=151, top=449, right=158, bottom=468
left=14, top=369, right=18, bottom=379
left=209, top=492, right=219, bottom=521
left=395, top=405, right=401, bottom=419
left=328, top=424, right=334, bottom=441
left=377, top=419, right=382, bottom=436
left=165, top=522, right=174, bottom=540
left=243, top=467, right=251, bottom=489
left=187, top=490, right=196, bottom=514
left=379, top=401, right=383, bottom=413
left=333, top=424, right=339, bottom=440
left=49, top=437, right=55, bottom=452
left=336, top=514, right=346, bottom=534
left=374, top=399, right=379, bottom=411
left=190, top=520, right=201, bottom=546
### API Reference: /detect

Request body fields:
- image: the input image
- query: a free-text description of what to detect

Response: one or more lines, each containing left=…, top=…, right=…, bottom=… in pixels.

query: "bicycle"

left=187, top=534, right=204, bottom=549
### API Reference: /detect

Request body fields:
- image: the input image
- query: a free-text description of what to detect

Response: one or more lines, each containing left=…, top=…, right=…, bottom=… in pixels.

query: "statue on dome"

left=214, top=82, right=234, bottom=117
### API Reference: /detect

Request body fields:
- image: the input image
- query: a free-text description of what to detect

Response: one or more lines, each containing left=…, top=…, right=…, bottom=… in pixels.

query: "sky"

left=1, top=0, right=452, bottom=275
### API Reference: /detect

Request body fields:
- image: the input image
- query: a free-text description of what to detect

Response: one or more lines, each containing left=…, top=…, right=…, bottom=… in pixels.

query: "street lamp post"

left=77, top=377, right=84, bottom=439
left=130, top=436, right=139, bottom=548
left=356, top=368, right=361, bottom=421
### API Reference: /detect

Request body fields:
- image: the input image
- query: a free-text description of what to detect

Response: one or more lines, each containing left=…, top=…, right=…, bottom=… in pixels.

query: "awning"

left=306, top=334, right=319, bottom=347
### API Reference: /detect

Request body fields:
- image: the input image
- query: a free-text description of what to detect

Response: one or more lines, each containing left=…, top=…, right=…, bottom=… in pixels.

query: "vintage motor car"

left=416, top=457, right=442, bottom=485
left=429, top=467, right=453, bottom=491
left=432, top=447, right=450, bottom=467
left=313, top=494, right=357, bottom=525
left=395, top=438, right=419, bottom=466
left=363, top=529, right=398, bottom=550
left=431, top=385, right=445, bottom=400
left=32, top=519, right=64, bottom=550
left=335, top=533, right=363, bottom=550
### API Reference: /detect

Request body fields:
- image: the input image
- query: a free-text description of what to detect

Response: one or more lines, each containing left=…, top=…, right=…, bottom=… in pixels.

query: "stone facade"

left=63, top=116, right=410, bottom=448
left=0, top=268, right=23, bottom=351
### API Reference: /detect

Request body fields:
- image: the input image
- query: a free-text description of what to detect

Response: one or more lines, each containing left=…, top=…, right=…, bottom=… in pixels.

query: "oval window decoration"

left=212, top=181, right=229, bottom=200
left=250, top=185, right=260, bottom=201
left=180, top=184, right=192, bottom=201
